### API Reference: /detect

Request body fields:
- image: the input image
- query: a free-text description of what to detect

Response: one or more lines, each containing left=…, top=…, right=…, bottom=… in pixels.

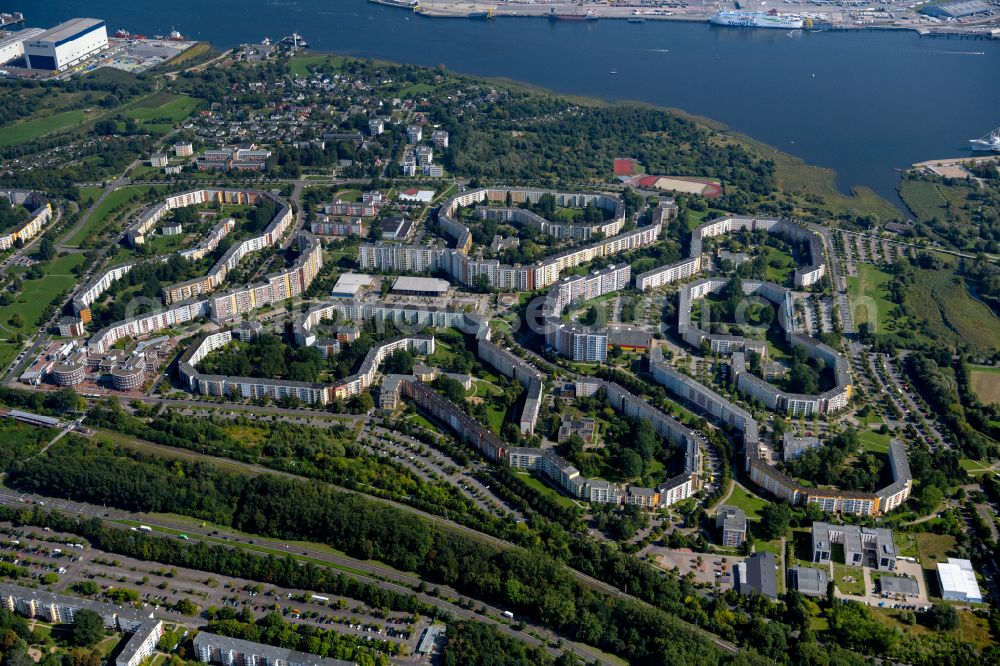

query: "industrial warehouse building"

left=0, top=28, right=45, bottom=66
left=919, top=0, right=992, bottom=19
left=937, top=558, right=983, bottom=603
left=23, top=18, right=108, bottom=71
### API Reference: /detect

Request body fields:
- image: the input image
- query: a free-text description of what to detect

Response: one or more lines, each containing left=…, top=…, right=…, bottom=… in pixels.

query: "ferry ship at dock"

left=709, top=9, right=804, bottom=29
left=970, top=128, right=1000, bottom=153
left=548, top=8, right=599, bottom=21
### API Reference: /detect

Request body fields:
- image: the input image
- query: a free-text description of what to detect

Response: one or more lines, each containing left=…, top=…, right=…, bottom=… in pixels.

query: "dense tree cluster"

left=448, top=104, right=775, bottom=207
left=786, top=428, right=883, bottom=493
left=0, top=199, right=29, bottom=234
left=908, top=351, right=998, bottom=461
left=7, top=442, right=726, bottom=665
left=197, top=334, right=326, bottom=383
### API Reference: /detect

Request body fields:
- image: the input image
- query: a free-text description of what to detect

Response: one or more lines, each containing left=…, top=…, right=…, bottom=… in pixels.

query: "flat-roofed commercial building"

left=937, top=558, right=982, bottom=603
left=812, top=522, right=897, bottom=571
left=391, top=276, right=450, bottom=296
left=24, top=18, right=108, bottom=71
left=788, top=566, right=828, bottom=597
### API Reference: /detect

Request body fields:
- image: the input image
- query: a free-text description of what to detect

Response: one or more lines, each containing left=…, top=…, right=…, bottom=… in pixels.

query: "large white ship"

left=969, top=128, right=1000, bottom=153
left=709, top=9, right=804, bottom=29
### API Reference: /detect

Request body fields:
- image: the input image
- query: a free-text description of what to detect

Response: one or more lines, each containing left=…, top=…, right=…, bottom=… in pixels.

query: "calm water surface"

left=28, top=0, right=1000, bottom=206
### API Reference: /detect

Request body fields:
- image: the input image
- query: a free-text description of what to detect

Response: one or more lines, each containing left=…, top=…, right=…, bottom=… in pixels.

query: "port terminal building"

left=23, top=18, right=108, bottom=71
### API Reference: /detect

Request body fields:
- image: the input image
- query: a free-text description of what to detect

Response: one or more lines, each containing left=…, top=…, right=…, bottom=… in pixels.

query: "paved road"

left=69, top=425, right=741, bottom=656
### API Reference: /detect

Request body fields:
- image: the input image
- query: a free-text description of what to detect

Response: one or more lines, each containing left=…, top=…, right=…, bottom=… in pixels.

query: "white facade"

left=24, top=18, right=108, bottom=71
left=0, top=28, right=45, bottom=65
left=937, top=559, right=982, bottom=603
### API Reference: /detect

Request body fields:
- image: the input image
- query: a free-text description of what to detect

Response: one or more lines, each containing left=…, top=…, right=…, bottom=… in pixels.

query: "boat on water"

left=709, top=9, right=804, bottom=29
left=548, top=8, right=599, bottom=21
left=970, top=128, right=1000, bottom=153
left=369, top=0, right=419, bottom=7
left=168, top=30, right=184, bottom=41
left=281, top=32, right=309, bottom=48
left=114, top=29, right=130, bottom=39
left=468, top=9, right=495, bottom=20
left=627, top=17, right=646, bottom=24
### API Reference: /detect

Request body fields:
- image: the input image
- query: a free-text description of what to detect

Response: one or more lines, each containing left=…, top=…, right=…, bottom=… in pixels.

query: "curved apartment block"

left=87, top=232, right=321, bottom=353
left=676, top=277, right=851, bottom=416
left=358, top=187, right=664, bottom=292
left=123, top=188, right=289, bottom=247
left=635, top=215, right=826, bottom=291
left=294, top=301, right=545, bottom=435
left=649, top=347, right=909, bottom=515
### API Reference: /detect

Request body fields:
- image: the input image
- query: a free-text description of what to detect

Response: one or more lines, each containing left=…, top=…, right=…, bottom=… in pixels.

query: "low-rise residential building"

left=379, top=216, right=414, bottom=241
left=716, top=505, right=747, bottom=547
left=197, top=144, right=271, bottom=171
left=557, top=416, right=596, bottom=445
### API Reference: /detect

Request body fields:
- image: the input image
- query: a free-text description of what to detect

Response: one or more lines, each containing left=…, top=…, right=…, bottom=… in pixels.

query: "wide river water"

left=29, top=0, right=1000, bottom=207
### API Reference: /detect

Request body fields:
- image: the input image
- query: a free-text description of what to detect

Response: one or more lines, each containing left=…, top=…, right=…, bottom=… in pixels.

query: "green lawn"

left=128, top=93, right=201, bottom=123
left=78, top=187, right=104, bottom=207
left=685, top=208, right=712, bottom=231
left=846, top=263, right=895, bottom=333
left=0, top=109, right=89, bottom=147
left=516, top=472, right=577, bottom=509
left=288, top=55, right=347, bottom=77
left=959, top=458, right=994, bottom=476
left=916, top=531, right=957, bottom=597
left=758, top=245, right=797, bottom=286
left=0, top=343, right=18, bottom=374
left=898, top=179, right=976, bottom=243
left=64, top=185, right=164, bottom=247
left=333, top=189, right=363, bottom=202
left=969, top=364, right=1000, bottom=406
left=894, top=532, right=919, bottom=559
left=0, top=254, right=85, bottom=339
left=484, top=403, right=506, bottom=434
left=405, top=413, right=440, bottom=432
left=833, top=564, right=865, bottom=596
left=858, top=427, right=891, bottom=454
left=726, top=484, right=768, bottom=520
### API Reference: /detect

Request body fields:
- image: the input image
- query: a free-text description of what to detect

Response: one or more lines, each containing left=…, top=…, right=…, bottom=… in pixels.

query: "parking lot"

left=0, top=522, right=431, bottom=663
left=646, top=546, right=744, bottom=589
